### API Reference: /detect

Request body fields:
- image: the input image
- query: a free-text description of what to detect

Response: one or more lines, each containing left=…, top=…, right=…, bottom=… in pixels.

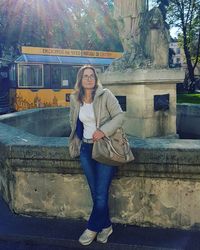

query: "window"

left=9, top=64, right=17, bottom=87
left=176, top=58, right=180, bottom=63
left=95, top=67, right=103, bottom=74
left=50, top=65, right=78, bottom=89
left=51, top=66, right=61, bottom=88
left=44, top=65, right=51, bottom=87
left=176, top=48, right=180, bottom=54
left=18, top=64, right=43, bottom=87
left=61, top=67, right=69, bottom=87
left=43, top=65, right=78, bottom=89
left=9, top=64, right=16, bottom=81
left=66, top=66, right=78, bottom=88
left=61, top=66, right=78, bottom=88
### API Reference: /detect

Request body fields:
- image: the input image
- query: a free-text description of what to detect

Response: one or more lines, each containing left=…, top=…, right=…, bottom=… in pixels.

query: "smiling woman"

left=73, top=65, right=99, bottom=104
left=69, top=65, right=125, bottom=245
left=81, top=69, right=96, bottom=92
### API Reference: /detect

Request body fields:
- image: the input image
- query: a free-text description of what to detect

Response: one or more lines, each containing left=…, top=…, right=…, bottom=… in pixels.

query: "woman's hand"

left=92, top=130, right=105, bottom=142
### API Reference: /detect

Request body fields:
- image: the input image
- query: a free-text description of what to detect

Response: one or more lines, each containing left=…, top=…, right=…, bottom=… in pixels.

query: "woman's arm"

left=99, top=89, right=125, bottom=137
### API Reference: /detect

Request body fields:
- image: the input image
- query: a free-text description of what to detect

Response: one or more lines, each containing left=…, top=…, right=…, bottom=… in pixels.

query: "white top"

left=79, top=102, right=96, bottom=139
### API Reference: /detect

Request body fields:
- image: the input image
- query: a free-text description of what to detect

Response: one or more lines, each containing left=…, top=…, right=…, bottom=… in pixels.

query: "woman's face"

left=81, top=68, right=96, bottom=90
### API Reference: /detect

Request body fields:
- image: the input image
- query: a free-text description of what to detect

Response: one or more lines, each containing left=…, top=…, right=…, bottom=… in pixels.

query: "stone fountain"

left=100, top=0, right=184, bottom=138
left=1, top=107, right=200, bottom=230
left=1, top=1, right=200, bottom=232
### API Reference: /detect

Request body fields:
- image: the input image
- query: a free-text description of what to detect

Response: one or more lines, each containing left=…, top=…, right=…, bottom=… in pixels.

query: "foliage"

left=177, top=93, right=200, bottom=104
left=153, top=0, right=200, bottom=92
left=167, top=0, right=200, bottom=92
left=0, top=0, right=122, bottom=60
left=156, top=0, right=170, bottom=22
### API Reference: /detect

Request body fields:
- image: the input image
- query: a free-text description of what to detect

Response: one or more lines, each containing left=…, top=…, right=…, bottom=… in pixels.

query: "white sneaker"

left=78, top=229, right=97, bottom=245
left=97, top=225, right=113, bottom=243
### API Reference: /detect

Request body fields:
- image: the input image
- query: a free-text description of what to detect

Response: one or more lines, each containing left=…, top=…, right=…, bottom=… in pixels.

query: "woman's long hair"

left=74, top=65, right=100, bottom=104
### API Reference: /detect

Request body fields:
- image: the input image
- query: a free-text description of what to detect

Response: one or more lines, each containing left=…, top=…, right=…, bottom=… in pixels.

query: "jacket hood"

left=94, top=84, right=105, bottom=99
left=71, top=84, right=105, bottom=101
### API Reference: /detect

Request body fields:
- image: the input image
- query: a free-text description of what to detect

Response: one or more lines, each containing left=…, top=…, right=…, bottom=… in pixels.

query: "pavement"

left=0, top=196, right=200, bottom=250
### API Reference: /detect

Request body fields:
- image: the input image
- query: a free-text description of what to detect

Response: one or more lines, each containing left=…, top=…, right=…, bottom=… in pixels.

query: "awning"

left=15, top=54, right=114, bottom=66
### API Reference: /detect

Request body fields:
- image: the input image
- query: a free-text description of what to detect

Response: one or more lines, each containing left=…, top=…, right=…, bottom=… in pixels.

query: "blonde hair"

left=74, top=65, right=100, bottom=104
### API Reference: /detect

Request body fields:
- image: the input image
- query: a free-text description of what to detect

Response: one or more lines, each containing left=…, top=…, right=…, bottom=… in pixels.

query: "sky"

left=170, top=27, right=179, bottom=38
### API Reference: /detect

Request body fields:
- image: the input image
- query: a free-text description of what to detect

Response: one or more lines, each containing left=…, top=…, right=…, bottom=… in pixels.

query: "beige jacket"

left=69, top=85, right=124, bottom=140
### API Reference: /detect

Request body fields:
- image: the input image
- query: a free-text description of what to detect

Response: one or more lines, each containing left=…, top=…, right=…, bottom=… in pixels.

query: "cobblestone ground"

left=1, top=196, right=200, bottom=250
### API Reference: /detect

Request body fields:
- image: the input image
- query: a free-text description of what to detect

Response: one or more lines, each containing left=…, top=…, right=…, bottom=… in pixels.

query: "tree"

left=0, top=0, right=52, bottom=58
left=0, top=0, right=122, bottom=60
left=63, top=0, right=122, bottom=51
left=157, top=0, right=170, bottom=22
left=167, top=0, right=200, bottom=92
left=0, top=0, right=22, bottom=59
left=154, top=0, right=200, bottom=91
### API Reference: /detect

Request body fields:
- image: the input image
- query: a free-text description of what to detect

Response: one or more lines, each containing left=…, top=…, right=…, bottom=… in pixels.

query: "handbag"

left=92, top=97, right=134, bottom=166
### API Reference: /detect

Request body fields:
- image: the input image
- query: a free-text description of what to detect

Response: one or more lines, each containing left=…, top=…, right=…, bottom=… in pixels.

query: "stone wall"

left=1, top=107, right=200, bottom=230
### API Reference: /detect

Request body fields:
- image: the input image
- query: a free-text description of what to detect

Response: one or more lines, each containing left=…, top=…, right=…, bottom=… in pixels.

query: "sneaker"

left=79, top=229, right=97, bottom=245
left=97, top=225, right=113, bottom=243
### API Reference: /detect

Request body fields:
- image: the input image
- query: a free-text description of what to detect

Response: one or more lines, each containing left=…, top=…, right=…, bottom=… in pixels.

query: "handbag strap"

left=96, top=97, right=102, bottom=129
left=96, top=95, right=131, bottom=160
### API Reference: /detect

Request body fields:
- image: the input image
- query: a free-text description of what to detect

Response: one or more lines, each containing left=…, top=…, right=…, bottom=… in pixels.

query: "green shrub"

left=177, top=94, right=200, bottom=104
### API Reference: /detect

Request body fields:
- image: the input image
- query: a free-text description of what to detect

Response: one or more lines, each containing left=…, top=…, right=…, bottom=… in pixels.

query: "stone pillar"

left=100, top=69, right=184, bottom=138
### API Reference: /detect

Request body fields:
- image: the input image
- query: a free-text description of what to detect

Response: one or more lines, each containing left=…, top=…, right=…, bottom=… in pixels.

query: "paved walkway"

left=0, top=196, right=200, bottom=250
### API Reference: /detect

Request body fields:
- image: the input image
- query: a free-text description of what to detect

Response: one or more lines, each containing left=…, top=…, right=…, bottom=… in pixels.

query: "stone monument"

left=100, top=0, right=184, bottom=138
left=111, top=0, right=148, bottom=70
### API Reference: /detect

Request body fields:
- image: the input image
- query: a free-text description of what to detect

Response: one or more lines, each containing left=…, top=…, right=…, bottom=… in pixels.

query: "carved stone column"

left=114, top=0, right=147, bottom=51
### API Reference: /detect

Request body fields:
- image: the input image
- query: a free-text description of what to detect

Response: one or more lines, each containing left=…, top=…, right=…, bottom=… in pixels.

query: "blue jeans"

left=80, top=142, right=116, bottom=232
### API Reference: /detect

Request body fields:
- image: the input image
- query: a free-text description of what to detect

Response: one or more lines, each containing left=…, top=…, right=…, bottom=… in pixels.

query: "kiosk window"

left=18, top=65, right=42, bottom=87
left=61, top=66, right=78, bottom=89
left=51, top=66, right=61, bottom=87
left=9, top=65, right=16, bottom=81
left=61, top=66, right=71, bottom=87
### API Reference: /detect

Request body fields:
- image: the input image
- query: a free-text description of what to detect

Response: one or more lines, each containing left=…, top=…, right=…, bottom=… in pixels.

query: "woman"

left=69, top=65, right=124, bottom=245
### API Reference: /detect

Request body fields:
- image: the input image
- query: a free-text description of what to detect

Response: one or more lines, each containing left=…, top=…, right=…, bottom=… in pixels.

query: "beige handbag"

left=92, top=98, right=134, bottom=166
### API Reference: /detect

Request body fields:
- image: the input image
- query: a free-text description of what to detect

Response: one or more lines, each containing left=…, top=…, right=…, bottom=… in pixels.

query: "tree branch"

left=186, top=0, right=192, bottom=25
left=188, top=0, right=195, bottom=46
left=193, top=21, right=200, bottom=70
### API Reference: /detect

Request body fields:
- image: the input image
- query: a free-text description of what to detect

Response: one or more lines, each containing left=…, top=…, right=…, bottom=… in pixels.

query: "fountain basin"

left=0, top=107, right=200, bottom=230
left=0, top=107, right=70, bottom=137
left=177, top=103, right=200, bottom=139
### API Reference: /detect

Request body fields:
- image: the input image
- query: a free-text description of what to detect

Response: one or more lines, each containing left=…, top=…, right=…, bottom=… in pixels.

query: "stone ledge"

left=100, top=69, right=184, bottom=85
left=1, top=121, right=200, bottom=179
